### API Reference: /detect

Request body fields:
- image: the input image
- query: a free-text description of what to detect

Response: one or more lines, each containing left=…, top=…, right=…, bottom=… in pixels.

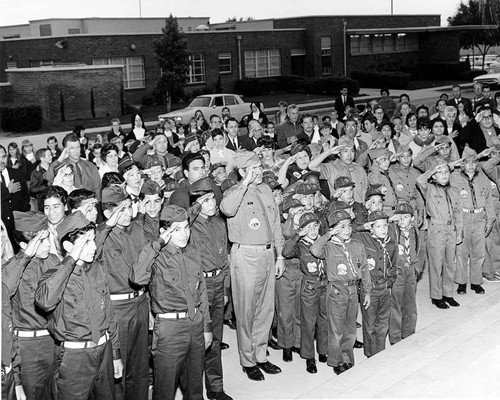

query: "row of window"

left=350, top=33, right=418, bottom=54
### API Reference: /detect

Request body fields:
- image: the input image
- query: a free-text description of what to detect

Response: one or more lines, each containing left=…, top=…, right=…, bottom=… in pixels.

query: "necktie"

left=179, top=251, right=195, bottom=320
left=1, top=172, right=6, bottom=187
left=73, top=162, right=83, bottom=187
left=401, top=229, right=411, bottom=267
left=442, top=185, right=456, bottom=224
left=374, top=235, right=392, bottom=278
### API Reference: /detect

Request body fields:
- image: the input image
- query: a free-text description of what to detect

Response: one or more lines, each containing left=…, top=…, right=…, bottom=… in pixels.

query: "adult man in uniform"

left=220, top=150, right=285, bottom=381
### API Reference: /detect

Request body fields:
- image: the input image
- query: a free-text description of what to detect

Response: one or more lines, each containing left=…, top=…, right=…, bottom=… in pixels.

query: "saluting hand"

left=105, top=199, right=132, bottom=228
left=69, top=231, right=92, bottom=262
left=24, top=230, right=49, bottom=258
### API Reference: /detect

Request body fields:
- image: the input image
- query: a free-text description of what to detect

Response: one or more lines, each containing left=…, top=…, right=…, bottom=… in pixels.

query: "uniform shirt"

left=220, top=182, right=284, bottom=248
left=130, top=240, right=212, bottom=333
left=450, top=169, right=495, bottom=224
left=3, top=252, right=60, bottom=331
left=131, top=212, right=160, bottom=244
left=354, top=232, right=397, bottom=288
left=310, top=234, right=371, bottom=294
left=275, top=120, right=307, bottom=149
left=1, top=282, right=21, bottom=385
left=368, top=168, right=397, bottom=209
left=319, top=159, right=368, bottom=204
left=35, top=256, right=121, bottom=360
left=282, top=233, right=326, bottom=278
left=388, top=223, right=420, bottom=271
left=388, top=164, right=424, bottom=210
left=29, top=164, right=50, bottom=211
left=191, top=214, right=228, bottom=273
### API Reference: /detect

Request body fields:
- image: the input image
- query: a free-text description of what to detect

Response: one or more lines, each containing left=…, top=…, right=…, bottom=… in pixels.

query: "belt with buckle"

left=431, top=219, right=453, bottom=225
left=238, top=243, right=273, bottom=250
left=110, top=289, right=145, bottom=301
left=14, top=329, right=50, bottom=338
left=331, top=280, right=357, bottom=287
left=203, top=269, right=222, bottom=278
left=462, top=207, right=484, bottom=214
left=63, top=332, right=109, bottom=349
left=157, top=308, right=198, bottom=320
left=373, top=281, right=389, bottom=290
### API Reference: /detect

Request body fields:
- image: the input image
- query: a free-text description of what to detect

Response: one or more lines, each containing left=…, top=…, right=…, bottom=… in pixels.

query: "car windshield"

left=188, top=97, right=211, bottom=108
left=488, top=63, right=500, bottom=74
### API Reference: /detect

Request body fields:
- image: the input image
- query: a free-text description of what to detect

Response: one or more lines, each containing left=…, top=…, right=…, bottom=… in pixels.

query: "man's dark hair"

left=416, top=104, right=429, bottom=114
left=62, top=133, right=80, bottom=148
left=399, top=93, right=410, bottom=102
left=257, top=136, right=275, bottom=149
left=42, top=185, right=68, bottom=205
left=452, top=84, right=461, bottom=90
left=101, top=144, right=119, bottom=161
left=380, top=87, right=390, bottom=95
left=224, top=117, right=239, bottom=128
left=211, top=128, right=224, bottom=139
left=300, top=113, right=313, bottom=124
left=182, top=152, right=205, bottom=173
left=35, top=148, right=49, bottom=161
left=67, top=189, right=96, bottom=213
left=0, top=144, right=6, bottom=153
left=416, top=117, right=431, bottom=130
left=60, top=222, right=96, bottom=247
left=210, top=114, right=221, bottom=123
left=102, top=172, right=125, bottom=189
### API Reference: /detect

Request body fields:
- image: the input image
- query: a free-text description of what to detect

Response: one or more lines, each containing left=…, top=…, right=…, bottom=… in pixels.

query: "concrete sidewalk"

left=0, top=84, right=472, bottom=151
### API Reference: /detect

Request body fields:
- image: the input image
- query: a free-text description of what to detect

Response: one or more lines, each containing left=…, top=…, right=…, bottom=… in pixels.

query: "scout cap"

left=369, top=148, right=393, bottom=161
left=435, top=135, right=453, bottom=145
left=327, top=209, right=352, bottom=227
left=294, top=182, right=318, bottom=195
left=338, top=136, right=354, bottom=148
left=221, top=178, right=238, bottom=193
left=142, top=158, right=163, bottom=170
left=334, top=176, right=355, bottom=190
left=396, top=144, right=412, bottom=157
left=281, top=197, right=302, bottom=213
left=366, top=210, right=388, bottom=225
left=233, top=150, right=259, bottom=170
left=302, top=170, right=320, bottom=182
left=141, top=179, right=162, bottom=196
left=184, top=135, right=198, bottom=147
left=326, top=200, right=350, bottom=214
left=160, top=204, right=188, bottom=223
left=57, top=211, right=92, bottom=239
left=210, top=162, right=227, bottom=173
left=14, top=211, right=48, bottom=232
left=102, top=185, right=129, bottom=204
left=365, top=186, right=385, bottom=201
left=262, top=171, right=281, bottom=190
left=167, top=156, right=182, bottom=169
left=190, top=177, right=213, bottom=194
left=462, top=146, right=478, bottom=161
left=394, top=202, right=414, bottom=215
left=298, top=212, right=319, bottom=229
left=118, top=157, right=137, bottom=176
left=290, top=143, right=306, bottom=156
left=308, top=143, right=322, bottom=155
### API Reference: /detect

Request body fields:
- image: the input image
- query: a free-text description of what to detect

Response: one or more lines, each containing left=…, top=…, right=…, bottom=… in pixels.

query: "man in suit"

left=447, top=84, right=472, bottom=113
left=226, top=118, right=255, bottom=152
left=0, top=145, right=30, bottom=252
left=459, top=104, right=500, bottom=154
left=334, top=87, right=355, bottom=121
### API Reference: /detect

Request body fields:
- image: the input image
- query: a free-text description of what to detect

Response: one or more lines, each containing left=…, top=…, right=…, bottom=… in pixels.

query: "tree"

left=154, top=15, right=190, bottom=111
left=448, top=0, right=500, bottom=70
left=225, top=16, right=255, bottom=22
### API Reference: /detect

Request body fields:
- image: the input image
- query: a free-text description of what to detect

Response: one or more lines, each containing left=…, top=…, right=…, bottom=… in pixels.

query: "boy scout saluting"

left=220, top=150, right=285, bottom=381
left=35, top=211, right=123, bottom=400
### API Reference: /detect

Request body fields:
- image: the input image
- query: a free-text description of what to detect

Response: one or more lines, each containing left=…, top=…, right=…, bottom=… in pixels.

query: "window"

left=224, top=96, right=237, bottom=106
left=68, top=28, right=80, bottom=35
left=382, top=34, right=394, bottom=52
left=244, top=49, right=281, bottom=78
left=350, top=35, right=361, bottom=54
left=351, top=33, right=419, bottom=55
left=321, top=36, right=332, bottom=75
left=92, top=57, right=145, bottom=89
left=188, top=53, right=205, bottom=84
left=291, top=49, right=306, bottom=76
left=218, top=52, right=232, bottom=74
left=39, top=24, right=52, bottom=37
left=30, top=60, right=54, bottom=67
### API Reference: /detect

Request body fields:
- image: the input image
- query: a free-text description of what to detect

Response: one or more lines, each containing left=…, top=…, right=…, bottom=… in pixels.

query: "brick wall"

left=418, top=31, right=460, bottom=63
left=6, top=66, right=122, bottom=121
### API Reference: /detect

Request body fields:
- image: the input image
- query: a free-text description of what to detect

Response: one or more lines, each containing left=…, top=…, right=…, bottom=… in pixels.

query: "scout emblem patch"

left=367, top=257, right=376, bottom=270
left=396, top=184, right=404, bottom=192
left=249, top=218, right=261, bottom=230
left=337, top=263, right=347, bottom=275
left=307, top=261, right=318, bottom=273
left=460, top=189, right=468, bottom=198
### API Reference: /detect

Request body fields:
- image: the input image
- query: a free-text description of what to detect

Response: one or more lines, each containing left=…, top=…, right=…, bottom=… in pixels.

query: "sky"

left=0, top=0, right=462, bottom=27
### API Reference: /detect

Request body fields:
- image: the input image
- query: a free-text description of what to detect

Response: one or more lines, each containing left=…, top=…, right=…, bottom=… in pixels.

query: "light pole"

left=139, top=0, right=142, bottom=17
left=391, top=0, right=393, bottom=15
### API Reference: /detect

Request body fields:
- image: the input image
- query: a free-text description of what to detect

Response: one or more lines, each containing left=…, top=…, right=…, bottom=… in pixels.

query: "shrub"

left=0, top=105, right=43, bottom=132
left=350, top=71, right=411, bottom=90
left=141, top=95, right=155, bottom=107
left=415, top=63, right=469, bottom=80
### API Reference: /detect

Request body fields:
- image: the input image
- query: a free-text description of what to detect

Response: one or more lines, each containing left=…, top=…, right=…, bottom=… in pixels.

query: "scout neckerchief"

left=330, top=236, right=357, bottom=276
left=462, top=170, right=479, bottom=209
left=371, top=234, right=392, bottom=278
left=381, top=169, right=397, bottom=197
left=434, top=181, right=455, bottom=224
left=399, top=226, right=412, bottom=267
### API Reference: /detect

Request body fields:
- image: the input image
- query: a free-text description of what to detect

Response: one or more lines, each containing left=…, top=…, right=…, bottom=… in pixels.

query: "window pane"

left=321, top=36, right=331, bottom=49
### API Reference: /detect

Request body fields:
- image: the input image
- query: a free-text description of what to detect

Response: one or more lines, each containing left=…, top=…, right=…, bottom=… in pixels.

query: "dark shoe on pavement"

left=457, top=284, right=467, bottom=295
left=267, top=338, right=281, bottom=350
left=242, top=366, right=265, bottom=381
left=343, top=362, right=354, bottom=370
left=318, top=354, right=327, bottom=363
left=256, top=361, right=282, bottom=374
left=471, top=284, right=485, bottom=294
left=220, top=342, right=229, bottom=350
left=291, top=346, right=301, bottom=354
left=431, top=298, right=450, bottom=309
left=353, top=340, right=364, bottom=348
left=333, top=364, right=347, bottom=375
left=282, top=348, right=292, bottom=362
left=442, top=296, right=460, bottom=307
left=306, top=358, right=317, bottom=374
left=224, top=319, right=237, bottom=330
left=207, top=391, right=233, bottom=400
left=356, top=322, right=361, bottom=328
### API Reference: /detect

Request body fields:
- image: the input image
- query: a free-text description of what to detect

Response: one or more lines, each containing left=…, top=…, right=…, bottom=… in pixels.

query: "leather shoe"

left=224, top=319, right=237, bottom=330
left=443, top=296, right=460, bottom=307
left=353, top=340, right=364, bottom=348
left=457, top=284, right=467, bottom=295
left=291, top=346, right=301, bottom=354
left=267, top=338, right=281, bottom=350
left=242, top=366, right=264, bottom=381
left=220, top=342, right=229, bottom=350
left=318, top=354, right=327, bottom=363
left=431, top=298, right=449, bottom=309
left=471, top=284, right=485, bottom=294
left=256, top=361, right=282, bottom=374
left=306, top=358, right=317, bottom=374
left=333, top=364, right=347, bottom=375
left=343, top=362, right=354, bottom=370
left=207, top=391, right=233, bottom=400
left=282, top=348, right=292, bottom=362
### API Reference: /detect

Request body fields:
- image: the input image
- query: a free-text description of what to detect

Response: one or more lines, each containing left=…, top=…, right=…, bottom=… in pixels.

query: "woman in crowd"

left=127, top=113, right=147, bottom=142
left=47, top=136, right=62, bottom=160
left=98, top=143, right=120, bottom=178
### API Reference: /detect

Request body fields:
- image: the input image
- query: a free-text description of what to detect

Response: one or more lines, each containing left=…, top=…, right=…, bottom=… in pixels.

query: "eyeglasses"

left=63, top=172, right=74, bottom=178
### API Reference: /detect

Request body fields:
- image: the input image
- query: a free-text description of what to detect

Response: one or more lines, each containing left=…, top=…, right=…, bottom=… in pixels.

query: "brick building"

left=0, top=15, right=475, bottom=120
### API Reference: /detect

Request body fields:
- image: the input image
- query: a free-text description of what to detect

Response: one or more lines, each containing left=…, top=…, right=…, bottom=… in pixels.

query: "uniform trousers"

left=456, top=212, right=486, bottom=285
left=18, top=335, right=56, bottom=400
left=326, top=284, right=358, bottom=367
left=360, top=286, right=391, bottom=358
left=1, top=367, right=15, bottom=400
left=389, top=264, right=417, bottom=345
left=485, top=214, right=500, bottom=276
left=427, top=221, right=457, bottom=299
left=275, top=260, right=301, bottom=349
left=299, top=277, right=328, bottom=359
left=230, top=244, right=275, bottom=367
left=204, top=271, right=225, bottom=394
left=152, top=311, right=204, bottom=400
left=53, top=339, right=115, bottom=400
left=112, top=293, right=149, bottom=400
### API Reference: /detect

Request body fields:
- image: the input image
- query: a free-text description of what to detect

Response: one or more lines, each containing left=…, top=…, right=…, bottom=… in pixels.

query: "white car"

left=158, top=94, right=251, bottom=124
left=473, top=62, right=500, bottom=87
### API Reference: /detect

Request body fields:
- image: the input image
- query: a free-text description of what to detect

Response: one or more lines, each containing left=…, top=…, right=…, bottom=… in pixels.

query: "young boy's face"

left=397, top=152, right=412, bottom=167
left=77, top=198, right=98, bottom=223
left=297, top=193, right=314, bottom=211
left=366, top=195, right=383, bottom=212
left=168, top=220, right=190, bottom=248
left=433, top=166, right=450, bottom=185
left=79, top=230, right=97, bottom=263
left=125, top=166, right=142, bottom=189
left=144, top=194, right=163, bottom=218
left=334, top=220, right=352, bottom=241
left=273, top=188, right=283, bottom=206
left=371, top=219, right=388, bottom=239
left=304, top=221, right=320, bottom=240
left=44, top=197, right=66, bottom=226
left=376, top=156, right=391, bottom=172
left=397, top=213, right=413, bottom=229
left=35, top=237, right=51, bottom=259
left=463, top=159, right=478, bottom=175
left=338, top=187, right=354, bottom=204
left=313, top=191, right=323, bottom=209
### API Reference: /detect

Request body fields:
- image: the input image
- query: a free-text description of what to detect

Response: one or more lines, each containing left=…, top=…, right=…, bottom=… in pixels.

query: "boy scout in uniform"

left=417, top=162, right=464, bottom=309
left=282, top=212, right=328, bottom=374
left=35, top=211, right=123, bottom=400
left=367, top=148, right=397, bottom=216
left=220, top=150, right=284, bottom=381
left=189, top=178, right=233, bottom=400
left=130, top=205, right=212, bottom=400
left=2, top=212, right=58, bottom=400
left=450, top=146, right=495, bottom=295
left=310, top=209, right=371, bottom=375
